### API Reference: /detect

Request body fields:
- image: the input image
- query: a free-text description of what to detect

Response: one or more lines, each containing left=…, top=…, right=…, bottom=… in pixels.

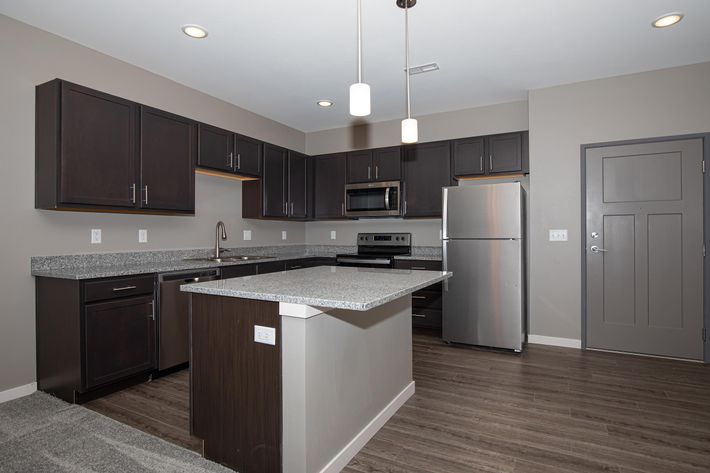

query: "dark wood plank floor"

left=86, top=330, right=710, bottom=473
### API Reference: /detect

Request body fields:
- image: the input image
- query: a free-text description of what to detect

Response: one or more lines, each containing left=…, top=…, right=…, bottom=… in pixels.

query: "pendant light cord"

left=405, top=1, right=411, bottom=119
left=357, top=0, right=362, bottom=83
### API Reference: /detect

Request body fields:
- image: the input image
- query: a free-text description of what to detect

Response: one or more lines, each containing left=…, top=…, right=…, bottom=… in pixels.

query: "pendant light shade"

left=350, top=0, right=371, bottom=117
left=349, top=82, right=371, bottom=117
left=400, top=0, right=418, bottom=143
left=401, top=118, right=418, bottom=144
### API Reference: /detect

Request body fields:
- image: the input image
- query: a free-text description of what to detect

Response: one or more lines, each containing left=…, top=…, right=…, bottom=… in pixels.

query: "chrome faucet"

left=214, top=221, right=228, bottom=259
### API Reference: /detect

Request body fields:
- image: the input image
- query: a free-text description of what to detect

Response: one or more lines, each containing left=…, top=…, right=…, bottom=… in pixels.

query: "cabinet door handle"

left=149, top=302, right=155, bottom=320
left=237, top=153, right=241, bottom=170
left=411, top=266, right=427, bottom=270
left=489, top=154, right=493, bottom=170
left=290, top=202, right=294, bottom=215
left=412, top=313, right=427, bottom=318
left=143, top=186, right=149, bottom=206
left=112, top=285, right=137, bottom=292
left=289, top=265, right=303, bottom=269
left=284, top=201, right=288, bottom=215
left=375, top=165, right=379, bottom=180
left=412, top=295, right=427, bottom=300
left=130, top=184, right=136, bottom=204
left=367, top=166, right=371, bottom=180
left=229, top=152, right=234, bottom=169
left=341, top=202, right=345, bottom=216
left=479, top=155, right=483, bottom=172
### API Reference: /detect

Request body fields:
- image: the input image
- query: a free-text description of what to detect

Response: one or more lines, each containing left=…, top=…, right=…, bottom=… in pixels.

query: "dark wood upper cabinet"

left=453, top=137, right=485, bottom=177
left=372, top=146, right=402, bottom=181
left=402, top=141, right=452, bottom=218
left=313, top=153, right=346, bottom=219
left=487, top=132, right=523, bottom=174
left=37, top=80, right=138, bottom=210
left=140, top=107, right=196, bottom=212
left=36, top=79, right=195, bottom=214
left=346, top=150, right=372, bottom=183
left=235, top=135, right=262, bottom=177
left=288, top=152, right=308, bottom=219
left=197, top=123, right=234, bottom=173
left=261, top=144, right=288, bottom=218
left=347, top=147, right=401, bottom=183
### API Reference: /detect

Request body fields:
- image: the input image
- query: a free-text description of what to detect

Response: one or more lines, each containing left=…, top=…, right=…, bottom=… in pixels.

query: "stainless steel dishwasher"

left=157, top=268, right=220, bottom=371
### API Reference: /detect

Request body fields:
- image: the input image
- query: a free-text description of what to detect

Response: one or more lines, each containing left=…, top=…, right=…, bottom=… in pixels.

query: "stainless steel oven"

left=345, top=181, right=400, bottom=218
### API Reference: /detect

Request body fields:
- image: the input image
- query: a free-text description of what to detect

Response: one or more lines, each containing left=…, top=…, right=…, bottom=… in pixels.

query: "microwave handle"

left=384, top=187, right=391, bottom=210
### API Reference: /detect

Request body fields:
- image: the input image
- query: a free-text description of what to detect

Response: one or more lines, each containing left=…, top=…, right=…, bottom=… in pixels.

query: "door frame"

left=580, top=133, right=709, bottom=362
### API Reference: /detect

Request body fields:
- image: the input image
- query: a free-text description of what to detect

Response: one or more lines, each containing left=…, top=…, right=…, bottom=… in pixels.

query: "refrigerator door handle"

left=442, top=187, right=449, bottom=240
left=442, top=240, right=449, bottom=292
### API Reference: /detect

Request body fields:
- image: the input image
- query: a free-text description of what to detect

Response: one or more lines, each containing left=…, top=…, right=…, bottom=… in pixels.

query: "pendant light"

left=349, top=0, right=371, bottom=116
left=399, top=0, right=418, bottom=143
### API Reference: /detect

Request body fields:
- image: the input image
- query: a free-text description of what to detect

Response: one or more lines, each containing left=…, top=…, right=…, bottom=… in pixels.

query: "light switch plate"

left=330, top=230, right=337, bottom=240
left=138, top=229, right=148, bottom=243
left=91, top=229, right=101, bottom=244
left=254, top=325, right=276, bottom=346
left=281, top=231, right=287, bottom=241
left=549, top=229, right=568, bottom=242
left=243, top=230, right=252, bottom=241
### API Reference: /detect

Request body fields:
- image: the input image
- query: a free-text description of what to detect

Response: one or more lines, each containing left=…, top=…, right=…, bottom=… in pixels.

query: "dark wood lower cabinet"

left=35, top=275, right=156, bottom=403
left=191, top=294, right=282, bottom=473
left=394, top=259, right=443, bottom=328
left=84, top=295, right=156, bottom=389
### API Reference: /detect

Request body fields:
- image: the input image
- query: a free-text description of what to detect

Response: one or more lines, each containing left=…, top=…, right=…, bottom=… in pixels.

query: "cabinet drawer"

left=411, top=289, right=442, bottom=310
left=411, top=309, right=442, bottom=328
left=394, top=259, right=442, bottom=271
left=84, top=275, right=155, bottom=303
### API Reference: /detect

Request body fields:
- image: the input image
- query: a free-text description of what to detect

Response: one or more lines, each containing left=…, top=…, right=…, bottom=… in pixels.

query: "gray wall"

left=528, top=61, right=710, bottom=341
left=0, top=15, right=306, bottom=393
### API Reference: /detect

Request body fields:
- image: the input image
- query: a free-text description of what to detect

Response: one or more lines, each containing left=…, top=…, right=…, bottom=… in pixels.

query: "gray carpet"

left=0, top=392, right=232, bottom=472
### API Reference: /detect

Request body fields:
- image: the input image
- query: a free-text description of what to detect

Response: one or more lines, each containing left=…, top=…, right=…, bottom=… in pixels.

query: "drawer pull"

left=412, top=313, right=427, bottom=318
left=412, top=295, right=427, bottom=299
left=411, top=266, right=427, bottom=270
left=112, top=285, right=137, bottom=292
left=289, top=266, right=303, bottom=269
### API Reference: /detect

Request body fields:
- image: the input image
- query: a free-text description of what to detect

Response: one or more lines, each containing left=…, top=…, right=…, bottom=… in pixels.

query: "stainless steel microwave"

left=345, top=181, right=401, bottom=217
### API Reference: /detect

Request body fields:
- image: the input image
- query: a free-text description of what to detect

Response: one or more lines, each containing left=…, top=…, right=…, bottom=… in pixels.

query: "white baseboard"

left=319, top=381, right=415, bottom=473
left=528, top=335, right=581, bottom=349
left=0, top=382, right=37, bottom=404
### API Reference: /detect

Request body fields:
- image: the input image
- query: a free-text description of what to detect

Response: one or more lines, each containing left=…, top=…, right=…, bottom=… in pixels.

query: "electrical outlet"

left=91, top=229, right=101, bottom=244
left=549, top=229, right=568, bottom=242
left=254, top=325, right=276, bottom=346
left=330, top=230, right=337, bottom=240
left=138, top=229, right=148, bottom=243
left=282, top=231, right=287, bottom=241
left=243, top=230, right=252, bottom=241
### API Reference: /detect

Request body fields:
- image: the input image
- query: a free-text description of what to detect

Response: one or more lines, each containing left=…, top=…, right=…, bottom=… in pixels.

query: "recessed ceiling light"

left=317, top=100, right=334, bottom=108
left=181, top=24, right=208, bottom=39
left=652, top=12, right=684, bottom=28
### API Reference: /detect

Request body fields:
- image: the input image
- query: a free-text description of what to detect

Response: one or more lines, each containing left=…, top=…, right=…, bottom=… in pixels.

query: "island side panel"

left=190, top=293, right=282, bottom=473
left=282, top=296, right=414, bottom=473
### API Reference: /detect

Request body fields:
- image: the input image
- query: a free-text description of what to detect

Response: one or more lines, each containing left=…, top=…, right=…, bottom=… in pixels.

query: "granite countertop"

left=181, top=266, right=452, bottom=311
left=30, top=252, right=312, bottom=280
left=30, top=245, right=442, bottom=280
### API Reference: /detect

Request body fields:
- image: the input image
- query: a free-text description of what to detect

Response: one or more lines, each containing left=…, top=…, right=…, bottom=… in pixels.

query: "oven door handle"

left=337, top=257, right=392, bottom=265
left=384, top=187, right=391, bottom=210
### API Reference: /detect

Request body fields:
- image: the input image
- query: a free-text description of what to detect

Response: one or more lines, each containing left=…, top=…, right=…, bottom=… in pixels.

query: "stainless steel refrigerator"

left=442, top=182, right=525, bottom=351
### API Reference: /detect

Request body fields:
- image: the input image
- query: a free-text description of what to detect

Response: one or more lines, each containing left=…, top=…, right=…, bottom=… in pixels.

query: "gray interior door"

left=585, top=139, right=704, bottom=359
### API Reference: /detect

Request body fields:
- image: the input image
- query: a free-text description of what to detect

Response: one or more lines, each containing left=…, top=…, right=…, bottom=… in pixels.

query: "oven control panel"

left=357, top=233, right=411, bottom=247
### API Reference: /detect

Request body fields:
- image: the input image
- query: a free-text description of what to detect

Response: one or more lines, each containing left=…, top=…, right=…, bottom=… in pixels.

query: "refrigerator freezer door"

left=442, top=183, right=522, bottom=239
left=442, top=239, right=524, bottom=350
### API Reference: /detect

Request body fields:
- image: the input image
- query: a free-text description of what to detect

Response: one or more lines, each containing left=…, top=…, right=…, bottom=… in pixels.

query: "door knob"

left=590, top=245, right=607, bottom=253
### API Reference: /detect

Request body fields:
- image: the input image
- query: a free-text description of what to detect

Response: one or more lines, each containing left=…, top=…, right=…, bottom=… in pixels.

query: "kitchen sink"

left=184, top=255, right=275, bottom=263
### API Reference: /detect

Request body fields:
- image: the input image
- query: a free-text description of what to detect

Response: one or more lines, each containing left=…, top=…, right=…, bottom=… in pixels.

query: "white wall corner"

left=528, top=335, right=582, bottom=349
left=0, top=382, right=37, bottom=404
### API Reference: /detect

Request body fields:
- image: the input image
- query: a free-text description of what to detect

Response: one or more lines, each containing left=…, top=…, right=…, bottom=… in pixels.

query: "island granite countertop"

left=181, top=266, right=452, bottom=311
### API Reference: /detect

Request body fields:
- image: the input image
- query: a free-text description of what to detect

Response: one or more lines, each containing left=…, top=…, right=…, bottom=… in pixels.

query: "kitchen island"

left=181, top=265, right=451, bottom=473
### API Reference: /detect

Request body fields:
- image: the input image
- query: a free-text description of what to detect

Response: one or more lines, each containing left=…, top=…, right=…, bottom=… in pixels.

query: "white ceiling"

left=2, top=0, right=710, bottom=132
